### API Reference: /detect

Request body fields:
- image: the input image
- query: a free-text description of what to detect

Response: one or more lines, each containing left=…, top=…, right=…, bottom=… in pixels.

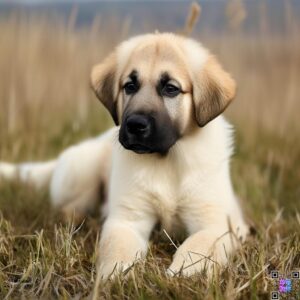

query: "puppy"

left=0, top=33, right=248, bottom=279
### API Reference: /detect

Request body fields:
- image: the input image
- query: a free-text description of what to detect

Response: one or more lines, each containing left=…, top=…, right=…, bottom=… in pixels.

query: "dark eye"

left=124, top=82, right=138, bottom=95
left=162, top=83, right=181, bottom=97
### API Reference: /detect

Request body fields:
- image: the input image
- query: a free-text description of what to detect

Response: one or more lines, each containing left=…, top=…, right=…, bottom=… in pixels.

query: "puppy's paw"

left=98, top=261, right=134, bottom=281
left=167, top=249, right=221, bottom=278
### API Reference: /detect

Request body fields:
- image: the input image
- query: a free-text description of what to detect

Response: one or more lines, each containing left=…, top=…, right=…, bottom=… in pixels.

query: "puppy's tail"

left=0, top=160, right=57, bottom=190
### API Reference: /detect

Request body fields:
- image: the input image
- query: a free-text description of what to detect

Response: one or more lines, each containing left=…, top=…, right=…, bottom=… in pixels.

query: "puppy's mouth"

left=123, top=143, right=153, bottom=154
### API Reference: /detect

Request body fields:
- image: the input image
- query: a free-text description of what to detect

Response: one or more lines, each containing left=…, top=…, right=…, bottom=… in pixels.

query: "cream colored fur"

left=0, top=33, right=248, bottom=280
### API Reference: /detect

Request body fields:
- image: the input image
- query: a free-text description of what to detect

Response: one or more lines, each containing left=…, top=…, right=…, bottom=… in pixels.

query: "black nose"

left=126, top=114, right=151, bottom=138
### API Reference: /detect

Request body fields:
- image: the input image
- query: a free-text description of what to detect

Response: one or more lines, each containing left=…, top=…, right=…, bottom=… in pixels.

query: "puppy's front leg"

left=167, top=208, right=248, bottom=277
left=98, top=214, right=155, bottom=280
left=167, top=227, right=235, bottom=277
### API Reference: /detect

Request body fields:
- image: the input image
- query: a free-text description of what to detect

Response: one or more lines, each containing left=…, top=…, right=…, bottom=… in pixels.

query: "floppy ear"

left=90, top=53, right=119, bottom=125
left=193, top=56, right=236, bottom=127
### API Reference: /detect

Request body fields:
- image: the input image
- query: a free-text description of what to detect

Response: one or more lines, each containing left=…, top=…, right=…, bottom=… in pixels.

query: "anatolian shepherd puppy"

left=0, top=33, right=249, bottom=279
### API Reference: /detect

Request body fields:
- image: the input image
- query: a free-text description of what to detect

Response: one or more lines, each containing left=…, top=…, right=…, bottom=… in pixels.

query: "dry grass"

left=0, top=4, right=300, bottom=300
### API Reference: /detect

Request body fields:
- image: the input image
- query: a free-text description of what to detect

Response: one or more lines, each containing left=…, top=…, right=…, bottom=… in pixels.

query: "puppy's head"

left=91, top=33, right=236, bottom=154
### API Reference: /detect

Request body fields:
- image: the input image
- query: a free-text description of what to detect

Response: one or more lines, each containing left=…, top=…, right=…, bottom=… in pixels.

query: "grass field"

left=0, top=4, right=300, bottom=299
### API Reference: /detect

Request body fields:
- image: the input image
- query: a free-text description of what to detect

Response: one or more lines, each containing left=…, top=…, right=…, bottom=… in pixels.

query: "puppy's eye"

left=162, top=84, right=181, bottom=97
left=124, top=82, right=138, bottom=95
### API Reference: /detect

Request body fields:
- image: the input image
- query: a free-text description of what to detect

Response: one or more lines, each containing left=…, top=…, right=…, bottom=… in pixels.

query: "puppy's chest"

left=116, top=149, right=210, bottom=228
left=138, top=161, right=191, bottom=227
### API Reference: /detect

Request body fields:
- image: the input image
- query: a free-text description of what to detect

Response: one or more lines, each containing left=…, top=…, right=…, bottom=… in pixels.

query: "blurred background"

left=0, top=0, right=299, bottom=218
